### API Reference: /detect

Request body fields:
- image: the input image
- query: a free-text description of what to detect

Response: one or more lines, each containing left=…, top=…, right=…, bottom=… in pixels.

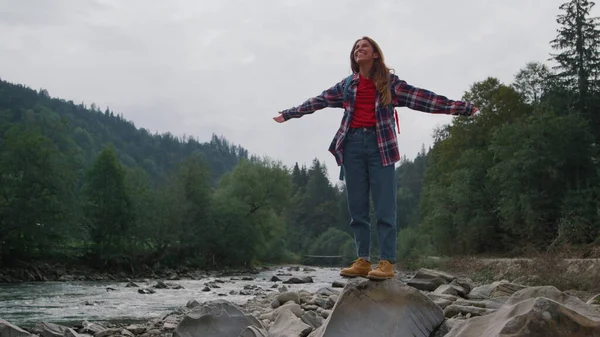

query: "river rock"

left=307, top=278, right=443, bottom=337
left=301, top=311, right=324, bottom=329
left=125, top=325, right=146, bottom=335
left=443, top=304, right=496, bottom=318
left=434, top=284, right=466, bottom=298
left=489, top=282, right=527, bottom=298
left=277, top=292, right=300, bottom=305
left=331, top=281, right=345, bottom=288
left=453, top=297, right=508, bottom=310
left=35, top=322, right=70, bottom=337
left=315, top=288, right=338, bottom=297
left=174, top=300, right=263, bottom=337
left=186, top=299, right=201, bottom=309
left=81, top=321, right=106, bottom=335
left=426, top=293, right=458, bottom=309
left=467, top=280, right=512, bottom=300
left=283, top=277, right=313, bottom=284
left=239, top=326, right=267, bottom=337
left=141, top=329, right=162, bottom=337
left=260, top=303, right=303, bottom=322
left=588, top=294, right=600, bottom=305
left=63, top=328, right=80, bottom=337
left=267, top=309, right=312, bottom=337
left=95, top=328, right=131, bottom=337
left=406, top=268, right=454, bottom=292
left=446, top=285, right=600, bottom=336
left=0, top=319, right=31, bottom=337
left=153, top=281, right=168, bottom=289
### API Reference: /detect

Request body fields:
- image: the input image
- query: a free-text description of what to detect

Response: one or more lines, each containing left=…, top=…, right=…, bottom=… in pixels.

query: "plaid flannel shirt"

left=280, top=73, right=477, bottom=167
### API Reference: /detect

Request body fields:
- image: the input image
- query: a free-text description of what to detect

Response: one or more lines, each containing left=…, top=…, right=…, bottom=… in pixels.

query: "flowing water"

left=0, top=266, right=342, bottom=328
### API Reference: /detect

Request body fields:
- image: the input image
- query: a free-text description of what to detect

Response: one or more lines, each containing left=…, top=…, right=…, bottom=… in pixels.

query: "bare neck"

left=358, top=63, right=373, bottom=78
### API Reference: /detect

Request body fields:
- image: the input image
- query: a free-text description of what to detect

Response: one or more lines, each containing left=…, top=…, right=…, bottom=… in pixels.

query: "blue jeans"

left=343, top=127, right=397, bottom=262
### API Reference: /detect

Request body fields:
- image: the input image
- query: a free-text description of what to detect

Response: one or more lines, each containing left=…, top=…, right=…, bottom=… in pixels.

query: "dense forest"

left=1, top=0, right=600, bottom=273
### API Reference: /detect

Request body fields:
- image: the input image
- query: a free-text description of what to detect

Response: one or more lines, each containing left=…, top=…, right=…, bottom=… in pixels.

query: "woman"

left=273, top=37, right=478, bottom=280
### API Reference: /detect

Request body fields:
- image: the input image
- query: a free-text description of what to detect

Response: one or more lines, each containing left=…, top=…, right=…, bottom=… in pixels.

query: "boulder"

left=426, top=293, right=458, bottom=310
left=277, top=292, right=300, bottom=305
left=443, top=304, right=496, bottom=318
left=489, top=282, right=527, bottom=298
left=434, top=284, right=467, bottom=298
left=174, top=300, right=264, bottom=337
left=239, top=326, right=267, bottom=337
left=331, top=281, right=345, bottom=289
left=588, top=294, right=600, bottom=305
left=308, top=278, right=443, bottom=337
left=35, top=322, right=70, bottom=337
left=283, top=277, right=313, bottom=284
left=406, top=268, right=454, bottom=292
left=446, top=286, right=600, bottom=337
left=315, top=288, right=338, bottom=297
left=453, top=297, right=508, bottom=310
left=186, top=299, right=201, bottom=309
left=95, top=328, right=128, bottom=337
left=301, top=311, right=324, bottom=329
left=0, top=319, right=31, bottom=337
left=81, top=321, right=106, bottom=335
left=467, top=281, right=524, bottom=300
left=260, top=303, right=303, bottom=322
left=63, top=328, right=80, bottom=337
left=267, top=309, right=313, bottom=337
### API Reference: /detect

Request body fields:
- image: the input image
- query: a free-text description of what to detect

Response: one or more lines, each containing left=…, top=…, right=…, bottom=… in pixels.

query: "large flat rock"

left=174, top=300, right=264, bottom=337
left=308, top=278, right=443, bottom=337
left=0, top=319, right=31, bottom=337
left=447, top=286, right=600, bottom=337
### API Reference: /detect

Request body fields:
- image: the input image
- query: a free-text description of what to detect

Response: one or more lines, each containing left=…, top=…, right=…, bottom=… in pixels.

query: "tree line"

left=401, top=0, right=600, bottom=261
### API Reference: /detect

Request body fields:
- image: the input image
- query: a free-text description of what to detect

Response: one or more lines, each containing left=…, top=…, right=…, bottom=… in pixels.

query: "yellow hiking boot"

left=340, top=258, right=372, bottom=278
left=367, top=260, right=395, bottom=280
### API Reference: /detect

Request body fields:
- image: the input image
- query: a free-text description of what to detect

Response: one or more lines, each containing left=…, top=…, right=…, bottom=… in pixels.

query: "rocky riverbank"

left=3, top=267, right=600, bottom=337
left=0, top=262, right=266, bottom=283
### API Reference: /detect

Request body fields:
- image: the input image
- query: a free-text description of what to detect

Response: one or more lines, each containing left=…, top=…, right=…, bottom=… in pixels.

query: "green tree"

left=166, top=154, right=213, bottom=265
left=489, top=109, right=598, bottom=249
left=287, top=159, right=340, bottom=253
left=210, top=158, right=293, bottom=266
left=0, top=123, right=76, bottom=264
left=513, top=62, right=553, bottom=104
left=419, top=78, right=531, bottom=255
left=83, top=145, right=133, bottom=266
left=550, top=0, right=600, bottom=104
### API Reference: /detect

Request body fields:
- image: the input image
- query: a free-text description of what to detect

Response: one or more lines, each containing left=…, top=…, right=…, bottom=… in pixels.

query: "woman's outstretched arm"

left=274, top=77, right=348, bottom=123
left=390, top=74, right=479, bottom=116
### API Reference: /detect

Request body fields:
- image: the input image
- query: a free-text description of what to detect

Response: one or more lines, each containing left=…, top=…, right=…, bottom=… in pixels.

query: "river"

left=0, top=266, right=342, bottom=328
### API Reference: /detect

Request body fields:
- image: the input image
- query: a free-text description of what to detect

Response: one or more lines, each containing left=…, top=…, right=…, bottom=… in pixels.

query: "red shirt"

left=350, top=74, right=376, bottom=128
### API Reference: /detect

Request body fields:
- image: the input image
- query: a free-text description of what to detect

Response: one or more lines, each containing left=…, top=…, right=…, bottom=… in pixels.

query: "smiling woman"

left=272, top=36, right=479, bottom=281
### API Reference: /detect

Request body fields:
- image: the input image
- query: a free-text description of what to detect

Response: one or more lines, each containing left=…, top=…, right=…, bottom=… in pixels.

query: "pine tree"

left=550, top=0, right=600, bottom=105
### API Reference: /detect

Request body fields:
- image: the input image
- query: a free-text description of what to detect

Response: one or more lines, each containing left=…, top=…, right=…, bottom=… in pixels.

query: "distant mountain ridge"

left=0, top=77, right=249, bottom=185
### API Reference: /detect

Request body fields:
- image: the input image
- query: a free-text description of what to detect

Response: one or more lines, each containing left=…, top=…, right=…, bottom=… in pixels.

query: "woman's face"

left=353, top=39, right=379, bottom=65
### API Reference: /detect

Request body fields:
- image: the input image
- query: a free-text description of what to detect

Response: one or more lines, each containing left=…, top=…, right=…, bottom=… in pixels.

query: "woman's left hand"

left=273, top=113, right=286, bottom=123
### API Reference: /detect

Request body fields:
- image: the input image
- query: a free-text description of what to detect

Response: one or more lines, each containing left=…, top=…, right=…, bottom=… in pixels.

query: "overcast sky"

left=0, top=0, right=589, bottom=183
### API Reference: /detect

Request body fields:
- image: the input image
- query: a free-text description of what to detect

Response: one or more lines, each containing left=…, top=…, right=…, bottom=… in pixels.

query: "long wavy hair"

left=350, top=36, right=393, bottom=105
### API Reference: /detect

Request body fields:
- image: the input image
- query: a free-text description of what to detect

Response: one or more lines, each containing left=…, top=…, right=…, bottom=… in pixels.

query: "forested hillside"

left=0, top=76, right=428, bottom=271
